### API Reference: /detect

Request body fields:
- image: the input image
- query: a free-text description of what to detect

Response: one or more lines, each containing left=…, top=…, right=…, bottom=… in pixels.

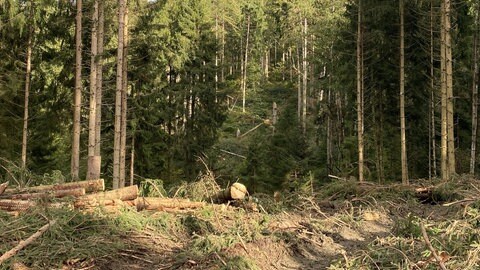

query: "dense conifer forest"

left=3, top=1, right=480, bottom=269
left=0, top=0, right=479, bottom=191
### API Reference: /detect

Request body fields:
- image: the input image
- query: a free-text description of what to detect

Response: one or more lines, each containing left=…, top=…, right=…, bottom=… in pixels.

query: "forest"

left=1, top=0, right=480, bottom=269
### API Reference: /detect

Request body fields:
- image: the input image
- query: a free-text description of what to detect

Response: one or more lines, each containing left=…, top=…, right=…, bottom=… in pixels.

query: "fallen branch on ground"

left=420, top=223, right=448, bottom=270
left=0, top=219, right=57, bottom=265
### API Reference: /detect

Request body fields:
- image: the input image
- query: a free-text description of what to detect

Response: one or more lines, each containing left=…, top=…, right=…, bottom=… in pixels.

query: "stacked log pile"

left=0, top=180, right=248, bottom=214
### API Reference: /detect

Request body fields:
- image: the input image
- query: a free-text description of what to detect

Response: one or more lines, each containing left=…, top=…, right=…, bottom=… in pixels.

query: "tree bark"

left=470, top=3, right=480, bottom=174
left=120, top=5, right=129, bottom=188
left=94, top=0, right=104, bottom=165
left=3, top=179, right=105, bottom=194
left=429, top=0, right=437, bottom=179
left=399, top=0, right=409, bottom=185
left=302, top=17, right=308, bottom=135
left=22, top=4, right=34, bottom=172
left=87, top=0, right=99, bottom=180
left=71, top=0, right=82, bottom=181
left=113, top=0, right=126, bottom=189
left=75, top=185, right=138, bottom=208
left=242, top=14, right=250, bottom=113
left=136, top=197, right=205, bottom=211
left=130, top=135, right=135, bottom=186
left=440, top=0, right=449, bottom=180
left=357, top=0, right=364, bottom=182
left=1, top=188, right=85, bottom=200
left=445, top=0, right=455, bottom=175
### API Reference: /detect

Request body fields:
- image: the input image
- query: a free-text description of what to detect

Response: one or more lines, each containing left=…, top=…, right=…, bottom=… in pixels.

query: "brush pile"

left=0, top=179, right=248, bottom=215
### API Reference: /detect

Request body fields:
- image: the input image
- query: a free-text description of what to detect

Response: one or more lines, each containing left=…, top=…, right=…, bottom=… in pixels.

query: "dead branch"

left=420, top=223, right=448, bottom=270
left=0, top=219, right=56, bottom=265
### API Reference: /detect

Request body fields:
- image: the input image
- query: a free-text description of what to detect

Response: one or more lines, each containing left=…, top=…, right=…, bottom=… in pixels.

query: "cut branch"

left=0, top=219, right=56, bottom=265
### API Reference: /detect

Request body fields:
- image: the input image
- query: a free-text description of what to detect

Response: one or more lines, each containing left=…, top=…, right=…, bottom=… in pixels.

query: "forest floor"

left=1, top=176, right=480, bottom=269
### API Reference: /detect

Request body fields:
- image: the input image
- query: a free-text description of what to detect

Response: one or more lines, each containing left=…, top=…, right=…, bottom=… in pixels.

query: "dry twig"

left=420, top=223, right=448, bottom=270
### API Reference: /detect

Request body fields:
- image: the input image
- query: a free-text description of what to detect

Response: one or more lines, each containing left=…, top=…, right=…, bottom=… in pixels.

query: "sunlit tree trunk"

left=119, top=5, right=129, bottom=188
left=71, top=0, right=82, bottom=181
left=445, top=0, right=455, bottom=176
left=242, top=14, right=250, bottom=113
left=113, top=0, right=126, bottom=189
left=357, top=0, right=364, bottom=182
left=302, top=17, right=308, bottom=135
left=87, top=0, right=99, bottom=180
left=399, top=0, right=409, bottom=185
left=95, top=0, right=104, bottom=163
left=21, top=3, right=34, bottom=172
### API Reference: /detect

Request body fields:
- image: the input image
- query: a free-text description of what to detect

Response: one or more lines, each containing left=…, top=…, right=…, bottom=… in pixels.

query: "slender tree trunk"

left=440, top=0, right=449, bottom=180
left=130, top=135, right=135, bottom=186
left=71, top=0, right=82, bottom=181
left=119, top=5, right=129, bottom=188
left=399, top=0, right=409, bottom=185
left=113, top=0, right=126, bottom=189
left=471, top=3, right=480, bottom=175
left=95, top=0, right=104, bottom=162
left=87, top=0, right=99, bottom=180
left=429, top=0, right=437, bottom=179
left=302, top=18, right=308, bottom=135
left=221, top=17, right=225, bottom=82
left=297, top=47, right=301, bottom=121
left=357, top=0, right=364, bottom=182
left=242, top=15, right=250, bottom=113
left=445, top=0, right=455, bottom=175
left=22, top=5, right=33, bottom=172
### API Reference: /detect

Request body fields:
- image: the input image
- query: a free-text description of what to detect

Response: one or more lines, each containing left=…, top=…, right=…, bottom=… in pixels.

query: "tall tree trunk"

left=445, top=0, right=455, bottom=175
left=440, top=0, right=449, bottom=180
left=297, top=47, right=301, bottom=121
left=471, top=3, right=480, bottom=174
left=399, top=0, right=409, bottom=185
left=113, top=0, right=126, bottom=189
left=95, top=0, right=104, bottom=162
left=22, top=4, right=33, bottom=172
left=357, top=0, right=364, bottom=182
left=71, top=0, right=82, bottom=181
left=429, top=0, right=437, bottom=179
left=87, top=0, right=99, bottom=180
left=302, top=18, right=308, bottom=135
left=242, top=15, right=250, bottom=113
left=120, top=5, right=129, bottom=188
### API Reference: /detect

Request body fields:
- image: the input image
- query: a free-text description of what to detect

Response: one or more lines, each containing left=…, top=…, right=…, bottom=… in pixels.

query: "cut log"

left=136, top=197, right=205, bottom=211
left=210, top=183, right=247, bottom=203
left=1, top=188, right=85, bottom=200
left=0, top=182, right=8, bottom=195
left=0, top=200, right=35, bottom=212
left=4, top=179, right=105, bottom=194
left=74, top=185, right=138, bottom=208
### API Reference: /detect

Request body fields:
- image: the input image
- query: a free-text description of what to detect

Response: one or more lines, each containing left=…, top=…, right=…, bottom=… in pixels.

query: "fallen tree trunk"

left=210, top=183, right=247, bottom=203
left=4, top=179, right=105, bottom=194
left=74, top=185, right=138, bottom=208
left=0, top=219, right=56, bottom=265
left=1, top=188, right=85, bottom=200
left=0, top=199, right=35, bottom=211
left=136, top=197, right=205, bottom=211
